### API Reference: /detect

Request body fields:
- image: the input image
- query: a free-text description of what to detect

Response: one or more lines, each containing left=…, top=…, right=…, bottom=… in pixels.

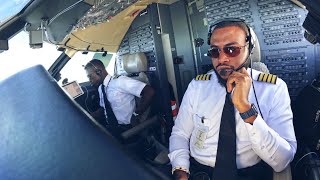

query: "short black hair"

left=207, top=19, right=253, bottom=51
left=84, top=59, right=105, bottom=70
left=213, top=21, right=249, bottom=37
left=207, top=19, right=251, bottom=45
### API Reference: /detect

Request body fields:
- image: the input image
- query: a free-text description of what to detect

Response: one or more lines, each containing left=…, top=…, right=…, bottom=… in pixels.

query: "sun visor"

left=60, top=2, right=151, bottom=52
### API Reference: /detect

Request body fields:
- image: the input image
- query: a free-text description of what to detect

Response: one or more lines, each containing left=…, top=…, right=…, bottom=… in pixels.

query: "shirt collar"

left=103, top=74, right=112, bottom=86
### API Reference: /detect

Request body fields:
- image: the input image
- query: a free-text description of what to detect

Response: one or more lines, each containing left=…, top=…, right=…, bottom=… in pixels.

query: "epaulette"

left=257, top=73, right=277, bottom=84
left=195, top=74, right=212, bottom=81
left=113, top=75, right=121, bottom=79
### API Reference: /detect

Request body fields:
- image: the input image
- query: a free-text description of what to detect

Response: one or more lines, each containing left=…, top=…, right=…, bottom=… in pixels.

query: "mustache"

left=220, top=69, right=233, bottom=76
left=216, top=64, right=235, bottom=76
left=216, top=64, right=235, bottom=69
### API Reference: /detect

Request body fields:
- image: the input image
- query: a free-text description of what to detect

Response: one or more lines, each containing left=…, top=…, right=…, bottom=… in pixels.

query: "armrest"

left=121, top=115, right=158, bottom=140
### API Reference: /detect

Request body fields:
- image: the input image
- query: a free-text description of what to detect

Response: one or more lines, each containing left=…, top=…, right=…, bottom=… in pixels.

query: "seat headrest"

left=249, top=27, right=261, bottom=62
left=252, top=62, right=270, bottom=73
left=123, top=52, right=148, bottom=73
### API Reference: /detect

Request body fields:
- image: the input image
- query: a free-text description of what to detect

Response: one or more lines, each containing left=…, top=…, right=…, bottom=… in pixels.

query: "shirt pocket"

left=193, top=114, right=211, bottom=128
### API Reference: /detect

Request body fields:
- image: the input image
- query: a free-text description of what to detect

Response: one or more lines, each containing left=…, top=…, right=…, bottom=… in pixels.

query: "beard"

left=213, top=68, right=228, bottom=87
left=213, top=57, right=251, bottom=87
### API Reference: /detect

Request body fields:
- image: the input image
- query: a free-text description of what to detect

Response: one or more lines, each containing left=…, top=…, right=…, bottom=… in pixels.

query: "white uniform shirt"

left=98, top=75, right=146, bottom=125
left=168, top=68, right=297, bottom=173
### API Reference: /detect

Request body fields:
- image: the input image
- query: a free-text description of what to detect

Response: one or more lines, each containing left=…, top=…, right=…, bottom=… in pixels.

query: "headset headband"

left=88, top=61, right=99, bottom=70
left=87, top=61, right=102, bottom=76
left=207, top=18, right=254, bottom=52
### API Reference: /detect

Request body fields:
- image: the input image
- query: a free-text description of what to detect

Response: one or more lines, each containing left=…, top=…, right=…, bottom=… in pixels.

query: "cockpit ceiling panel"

left=76, top=0, right=140, bottom=29
left=76, top=0, right=179, bottom=30
left=61, top=2, right=153, bottom=52
left=60, top=0, right=180, bottom=52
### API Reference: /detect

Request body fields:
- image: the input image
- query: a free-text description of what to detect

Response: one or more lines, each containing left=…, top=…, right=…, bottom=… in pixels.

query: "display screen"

left=62, top=81, right=84, bottom=99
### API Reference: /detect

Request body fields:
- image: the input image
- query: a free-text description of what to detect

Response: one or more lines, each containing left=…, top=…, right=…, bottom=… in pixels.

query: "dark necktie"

left=212, top=93, right=237, bottom=179
left=101, top=84, right=118, bottom=127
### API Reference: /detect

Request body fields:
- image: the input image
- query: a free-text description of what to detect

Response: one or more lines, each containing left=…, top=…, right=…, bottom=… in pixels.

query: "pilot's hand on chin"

left=226, top=67, right=252, bottom=113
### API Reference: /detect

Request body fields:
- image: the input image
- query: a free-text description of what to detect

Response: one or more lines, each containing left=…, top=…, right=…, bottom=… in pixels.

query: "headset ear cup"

left=249, top=38, right=253, bottom=53
left=247, top=28, right=254, bottom=54
left=250, top=42, right=254, bottom=53
left=207, top=31, right=212, bottom=45
left=96, top=69, right=102, bottom=76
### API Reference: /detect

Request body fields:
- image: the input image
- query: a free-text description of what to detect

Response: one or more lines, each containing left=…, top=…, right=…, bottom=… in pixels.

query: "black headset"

left=207, top=18, right=254, bottom=53
left=88, top=61, right=102, bottom=76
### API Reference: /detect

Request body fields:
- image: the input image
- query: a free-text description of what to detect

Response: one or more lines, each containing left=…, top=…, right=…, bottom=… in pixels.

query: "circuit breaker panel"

left=203, top=0, right=317, bottom=99
left=116, top=5, right=172, bottom=119
left=117, top=23, right=156, bottom=74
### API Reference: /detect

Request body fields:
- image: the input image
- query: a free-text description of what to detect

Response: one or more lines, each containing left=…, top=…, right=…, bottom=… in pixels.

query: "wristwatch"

left=239, top=104, right=258, bottom=120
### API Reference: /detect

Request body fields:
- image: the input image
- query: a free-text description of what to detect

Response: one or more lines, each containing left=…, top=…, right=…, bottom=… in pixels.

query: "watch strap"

left=239, top=104, right=258, bottom=120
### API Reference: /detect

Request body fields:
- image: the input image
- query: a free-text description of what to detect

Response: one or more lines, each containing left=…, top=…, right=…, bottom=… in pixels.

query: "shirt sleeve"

left=244, top=80, right=297, bottom=172
left=116, top=76, right=146, bottom=97
left=168, top=80, right=197, bottom=172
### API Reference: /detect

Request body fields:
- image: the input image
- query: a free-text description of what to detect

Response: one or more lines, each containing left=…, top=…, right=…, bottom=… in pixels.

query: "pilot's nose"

left=217, top=50, right=230, bottom=64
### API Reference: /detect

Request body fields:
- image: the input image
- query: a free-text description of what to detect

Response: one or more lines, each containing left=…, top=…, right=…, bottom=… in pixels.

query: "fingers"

left=226, top=76, right=235, bottom=93
left=239, top=67, right=249, bottom=76
left=226, top=68, right=250, bottom=92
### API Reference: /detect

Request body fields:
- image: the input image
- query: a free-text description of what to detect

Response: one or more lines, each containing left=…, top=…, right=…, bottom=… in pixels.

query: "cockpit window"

left=59, top=52, right=116, bottom=85
left=0, top=31, right=60, bottom=81
left=0, top=0, right=31, bottom=24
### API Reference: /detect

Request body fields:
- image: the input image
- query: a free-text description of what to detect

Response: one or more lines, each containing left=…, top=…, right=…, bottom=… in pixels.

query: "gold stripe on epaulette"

left=271, top=74, right=277, bottom=84
left=195, top=74, right=212, bottom=81
left=257, top=73, right=277, bottom=84
left=205, top=74, right=212, bottom=80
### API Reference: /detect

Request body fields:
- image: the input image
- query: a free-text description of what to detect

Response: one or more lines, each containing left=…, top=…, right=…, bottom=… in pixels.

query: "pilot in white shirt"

left=169, top=69, right=297, bottom=175
left=169, top=19, right=296, bottom=180
left=98, top=74, right=146, bottom=124
left=85, top=59, right=154, bottom=127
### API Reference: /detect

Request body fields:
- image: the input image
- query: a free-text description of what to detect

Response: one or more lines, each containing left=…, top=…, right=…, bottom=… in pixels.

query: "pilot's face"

left=86, top=67, right=101, bottom=87
left=209, top=26, right=249, bottom=80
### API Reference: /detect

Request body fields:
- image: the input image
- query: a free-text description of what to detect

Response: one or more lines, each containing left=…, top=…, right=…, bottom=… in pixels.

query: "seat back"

left=122, top=52, right=150, bottom=85
left=251, top=62, right=292, bottom=180
left=118, top=52, right=159, bottom=141
left=249, top=26, right=261, bottom=63
left=122, top=52, right=152, bottom=123
left=0, top=65, right=164, bottom=180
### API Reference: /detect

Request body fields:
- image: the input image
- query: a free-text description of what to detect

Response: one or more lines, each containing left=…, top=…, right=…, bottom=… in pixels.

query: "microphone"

left=220, top=69, right=232, bottom=76
left=219, top=56, right=249, bottom=76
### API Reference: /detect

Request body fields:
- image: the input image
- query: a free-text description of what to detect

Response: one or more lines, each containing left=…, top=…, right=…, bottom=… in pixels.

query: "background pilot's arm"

left=135, top=85, right=154, bottom=114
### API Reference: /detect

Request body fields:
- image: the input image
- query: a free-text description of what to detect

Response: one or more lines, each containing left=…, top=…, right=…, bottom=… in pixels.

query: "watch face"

left=252, top=104, right=258, bottom=114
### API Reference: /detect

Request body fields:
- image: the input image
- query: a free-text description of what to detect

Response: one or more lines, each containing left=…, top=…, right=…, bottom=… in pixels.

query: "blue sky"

left=0, top=0, right=30, bottom=23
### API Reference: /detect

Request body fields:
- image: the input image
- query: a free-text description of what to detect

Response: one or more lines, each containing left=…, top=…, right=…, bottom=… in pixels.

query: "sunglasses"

left=207, top=44, right=248, bottom=58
